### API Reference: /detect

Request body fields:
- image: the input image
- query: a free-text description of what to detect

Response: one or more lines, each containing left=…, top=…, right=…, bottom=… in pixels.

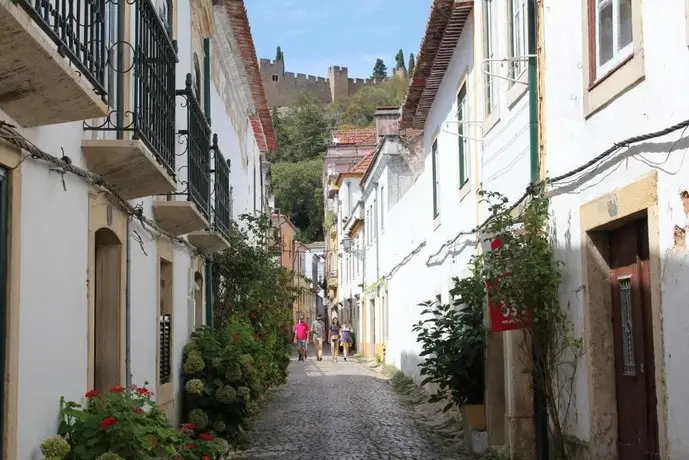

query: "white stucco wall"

left=543, top=0, right=689, bottom=454
left=371, top=15, right=479, bottom=381
left=1, top=0, right=267, bottom=455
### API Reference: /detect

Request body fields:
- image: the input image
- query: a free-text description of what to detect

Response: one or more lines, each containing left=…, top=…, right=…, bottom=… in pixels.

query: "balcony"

left=82, top=0, right=177, bottom=199
left=188, top=133, right=231, bottom=253
left=153, top=74, right=211, bottom=236
left=0, top=0, right=108, bottom=126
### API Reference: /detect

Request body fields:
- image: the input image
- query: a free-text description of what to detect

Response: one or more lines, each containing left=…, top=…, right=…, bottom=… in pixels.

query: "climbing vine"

left=481, top=183, right=582, bottom=459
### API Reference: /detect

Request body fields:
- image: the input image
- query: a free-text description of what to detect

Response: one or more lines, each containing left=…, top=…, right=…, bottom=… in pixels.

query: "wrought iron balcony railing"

left=211, top=134, right=231, bottom=237
left=176, top=73, right=211, bottom=220
left=84, top=0, right=177, bottom=175
left=16, top=0, right=108, bottom=99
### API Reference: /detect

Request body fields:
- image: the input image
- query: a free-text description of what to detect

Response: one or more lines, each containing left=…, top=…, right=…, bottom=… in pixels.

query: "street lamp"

left=342, top=236, right=352, bottom=252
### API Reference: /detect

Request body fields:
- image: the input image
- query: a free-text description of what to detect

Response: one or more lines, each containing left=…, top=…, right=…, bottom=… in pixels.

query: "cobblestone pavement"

left=228, top=350, right=462, bottom=460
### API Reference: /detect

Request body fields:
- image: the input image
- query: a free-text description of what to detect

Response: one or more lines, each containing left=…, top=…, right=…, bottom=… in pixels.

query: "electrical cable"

left=408, top=117, right=689, bottom=267
left=0, top=121, right=200, bottom=255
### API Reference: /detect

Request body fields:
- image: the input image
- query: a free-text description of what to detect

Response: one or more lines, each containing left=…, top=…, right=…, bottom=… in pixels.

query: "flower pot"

left=462, top=403, right=486, bottom=431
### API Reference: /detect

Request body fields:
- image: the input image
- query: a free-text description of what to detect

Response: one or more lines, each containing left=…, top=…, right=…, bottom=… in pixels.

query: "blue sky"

left=244, top=0, right=432, bottom=79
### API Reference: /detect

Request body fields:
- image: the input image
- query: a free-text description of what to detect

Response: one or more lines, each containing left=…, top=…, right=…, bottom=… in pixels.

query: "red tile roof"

left=249, top=116, right=268, bottom=152
left=333, top=128, right=378, bottom=146
left=400, top=0, right=473, bottom=130
left=348, top=152, right=375, bottom=174
left=223, top=0, right=276, bottom=151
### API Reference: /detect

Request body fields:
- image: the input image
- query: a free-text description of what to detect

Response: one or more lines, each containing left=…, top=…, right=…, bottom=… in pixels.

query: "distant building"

left=259, top=58, right=407, bottom=108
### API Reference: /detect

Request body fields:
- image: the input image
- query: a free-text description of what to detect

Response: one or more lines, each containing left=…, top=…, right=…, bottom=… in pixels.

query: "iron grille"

left=177, top=74, right=211, bottom=219
left=159, top=313, right=171, bottom=384
left=83, top=0, right=177, bottom=176
left=619, top=277, right=636, bottom=376
left=211, top=134, right=230, bottom=237
left=16, top=0, right=107, bottom=98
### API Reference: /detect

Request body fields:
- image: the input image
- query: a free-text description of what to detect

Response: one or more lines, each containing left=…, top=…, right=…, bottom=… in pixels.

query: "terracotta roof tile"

left=249, top=116, right=268, bottom=152
left=348, top=152, right=375, bottom=174
left=223, top=0, right=276, bottom=151
left=400, top=0, right=473, bottom=130
left=333, top=128, right=378, bottom=146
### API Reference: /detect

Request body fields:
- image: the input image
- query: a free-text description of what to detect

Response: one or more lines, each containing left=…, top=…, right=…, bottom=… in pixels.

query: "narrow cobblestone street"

left=229, top=350, right=462, bottom=460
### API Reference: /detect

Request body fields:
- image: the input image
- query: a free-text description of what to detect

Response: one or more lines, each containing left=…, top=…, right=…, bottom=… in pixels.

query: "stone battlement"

left=259, top=59, right=384, bottom=107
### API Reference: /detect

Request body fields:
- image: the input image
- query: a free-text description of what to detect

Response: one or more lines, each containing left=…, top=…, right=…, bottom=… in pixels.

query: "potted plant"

left=412, top=259, right=486, bottom=430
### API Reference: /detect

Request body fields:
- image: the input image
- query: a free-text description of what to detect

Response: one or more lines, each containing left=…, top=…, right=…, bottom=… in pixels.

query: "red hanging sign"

left=487, top=238, right=529, bottom=332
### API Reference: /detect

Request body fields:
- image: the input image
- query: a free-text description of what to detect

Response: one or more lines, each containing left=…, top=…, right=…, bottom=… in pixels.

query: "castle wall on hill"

left=259, top=58, right=385, bottom=108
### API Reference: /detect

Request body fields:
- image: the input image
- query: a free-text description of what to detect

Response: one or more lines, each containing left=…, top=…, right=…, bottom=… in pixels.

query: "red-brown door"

left=609, top=218, right=659, bottom=459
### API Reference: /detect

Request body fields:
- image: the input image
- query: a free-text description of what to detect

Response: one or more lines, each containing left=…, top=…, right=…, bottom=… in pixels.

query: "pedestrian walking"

left=329, top=317, right=341, bottom=362
left=310, top=314, right=326, bottom=361
left=340, top=321, right=353, bottom=361
left=293, top=316, right=309, bottom=361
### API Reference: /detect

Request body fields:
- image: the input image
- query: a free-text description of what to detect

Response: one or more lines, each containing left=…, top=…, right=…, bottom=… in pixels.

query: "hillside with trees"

left=269, top=51, right=412, bottom=243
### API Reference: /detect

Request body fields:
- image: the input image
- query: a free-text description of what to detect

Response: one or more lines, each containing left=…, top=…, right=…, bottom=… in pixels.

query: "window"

left=594, top=0, right=633, bottom=77
left=373, top=197, right=378, bottom=242
left=431, top=140, right=439, bottom=219
left=457, top=85, right=469, bottom=187
left=509, top=0, right=527, bottom=78
left=380, top=186, right=385, bottom=232
left=159, top=258, right=173, bottom=385
left=484, top=0, right=498, bottom=114
left=272, top=74, right=279, bottom=82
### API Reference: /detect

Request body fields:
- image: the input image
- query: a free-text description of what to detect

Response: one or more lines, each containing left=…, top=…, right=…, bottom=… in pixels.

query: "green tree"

left=275, top=46, right=283, bottom=61
left=271, top=158, right=324, bottom=242
left=408, top=53, right=416, bottom=76
left=329, top=75, right=409, bottom=127
left=395, top=49, right=405, bottom=70
left=271, top=91, right=330, bottom=162
left=372, top=58, right=388, bottom=80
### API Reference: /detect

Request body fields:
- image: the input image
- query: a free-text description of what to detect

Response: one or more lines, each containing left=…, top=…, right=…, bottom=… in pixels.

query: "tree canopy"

left=395, top=49, right=405, bottom=70
left=271, top=158, right=324, bottom=242
left=269, top=91, right=330, bottom=163
left=329, top=75, right=408, bottom=127
left=275, top=46, right=284, bottom=61
left=408, top=53, right=416, bottom=76
left=372, top=58, right=388, bottom=80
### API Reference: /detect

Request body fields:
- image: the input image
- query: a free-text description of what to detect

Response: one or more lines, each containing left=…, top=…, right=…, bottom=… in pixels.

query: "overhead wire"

left=414, top=117, right=689, bottom=267
left=0, top=121, right=199, bottom=255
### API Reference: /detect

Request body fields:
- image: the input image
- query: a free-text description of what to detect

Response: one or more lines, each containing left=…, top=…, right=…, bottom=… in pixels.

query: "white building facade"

left=544, top=0, right=689, bottom=458
left=0, top=0, right=273, bottom=456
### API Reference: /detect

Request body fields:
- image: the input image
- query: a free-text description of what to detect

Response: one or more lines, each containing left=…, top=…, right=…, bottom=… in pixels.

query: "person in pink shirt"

left=293, top=316, right=310, bottom=361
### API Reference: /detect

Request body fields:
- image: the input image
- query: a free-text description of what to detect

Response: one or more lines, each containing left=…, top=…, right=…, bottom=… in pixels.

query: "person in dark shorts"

left=329, top=317, right=341, bottom=362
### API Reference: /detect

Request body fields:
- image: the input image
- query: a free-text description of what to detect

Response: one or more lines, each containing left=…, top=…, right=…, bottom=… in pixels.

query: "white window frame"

left=484, top=0, right=498, bottom=114
left=509, top=0, right=527, bottom=79
left=594, top=0, right=633, bottom=78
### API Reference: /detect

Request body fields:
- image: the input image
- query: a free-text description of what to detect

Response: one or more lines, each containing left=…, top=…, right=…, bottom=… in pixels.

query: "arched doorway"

left=194, top=271, right=203, bottom=329
left=94, top=228, right=122, bottom=392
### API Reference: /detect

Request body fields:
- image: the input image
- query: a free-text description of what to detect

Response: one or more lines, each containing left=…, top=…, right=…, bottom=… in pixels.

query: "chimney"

left=374, top=106, right=400, bottom=140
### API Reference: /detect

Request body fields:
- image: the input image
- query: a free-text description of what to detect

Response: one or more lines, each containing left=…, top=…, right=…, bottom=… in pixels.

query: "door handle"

left=640, top=362, right=645, bottom=374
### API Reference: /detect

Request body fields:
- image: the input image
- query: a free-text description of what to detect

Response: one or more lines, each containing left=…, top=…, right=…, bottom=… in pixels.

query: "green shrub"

left=40, top=435, right=71, bottom=459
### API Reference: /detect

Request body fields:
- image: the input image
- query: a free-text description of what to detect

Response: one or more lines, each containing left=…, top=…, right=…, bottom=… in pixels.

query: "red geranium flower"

left=199, top=433, right=213, bottom=441
left=84, top=389, right=99, bottom=398
left=99, top=416, right=118, bottom=430
left=202, top=457, right=210, bottom=460
left=249, top=312, right=256, bottom=319
left=186, top=443, right=196, bottom=449
left=110, top=385, right=125, bottom=393
left=133, top=407, right=144, bottom=415
left=135, top=387, right=152, bottom=397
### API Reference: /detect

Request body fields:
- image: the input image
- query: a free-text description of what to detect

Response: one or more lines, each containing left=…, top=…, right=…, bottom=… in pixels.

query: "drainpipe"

left=205, top=261, right=213, bottom=327
left=359, top=199, right=366, bottom=354
left=528, top=0, right=548, bottom=458
left=125, top=219, right=132, bottom=386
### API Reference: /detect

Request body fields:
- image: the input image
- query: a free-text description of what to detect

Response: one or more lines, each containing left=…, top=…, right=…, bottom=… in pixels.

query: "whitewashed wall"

left=543, top=0, right=689, bottom=455
left=2, top=0, right=267, bottom=455
left=377, top=15, right=479, bottom=381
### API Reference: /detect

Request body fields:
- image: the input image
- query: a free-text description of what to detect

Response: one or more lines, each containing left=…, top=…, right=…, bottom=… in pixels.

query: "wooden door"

left=609, top=217, right=659, bottom=459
